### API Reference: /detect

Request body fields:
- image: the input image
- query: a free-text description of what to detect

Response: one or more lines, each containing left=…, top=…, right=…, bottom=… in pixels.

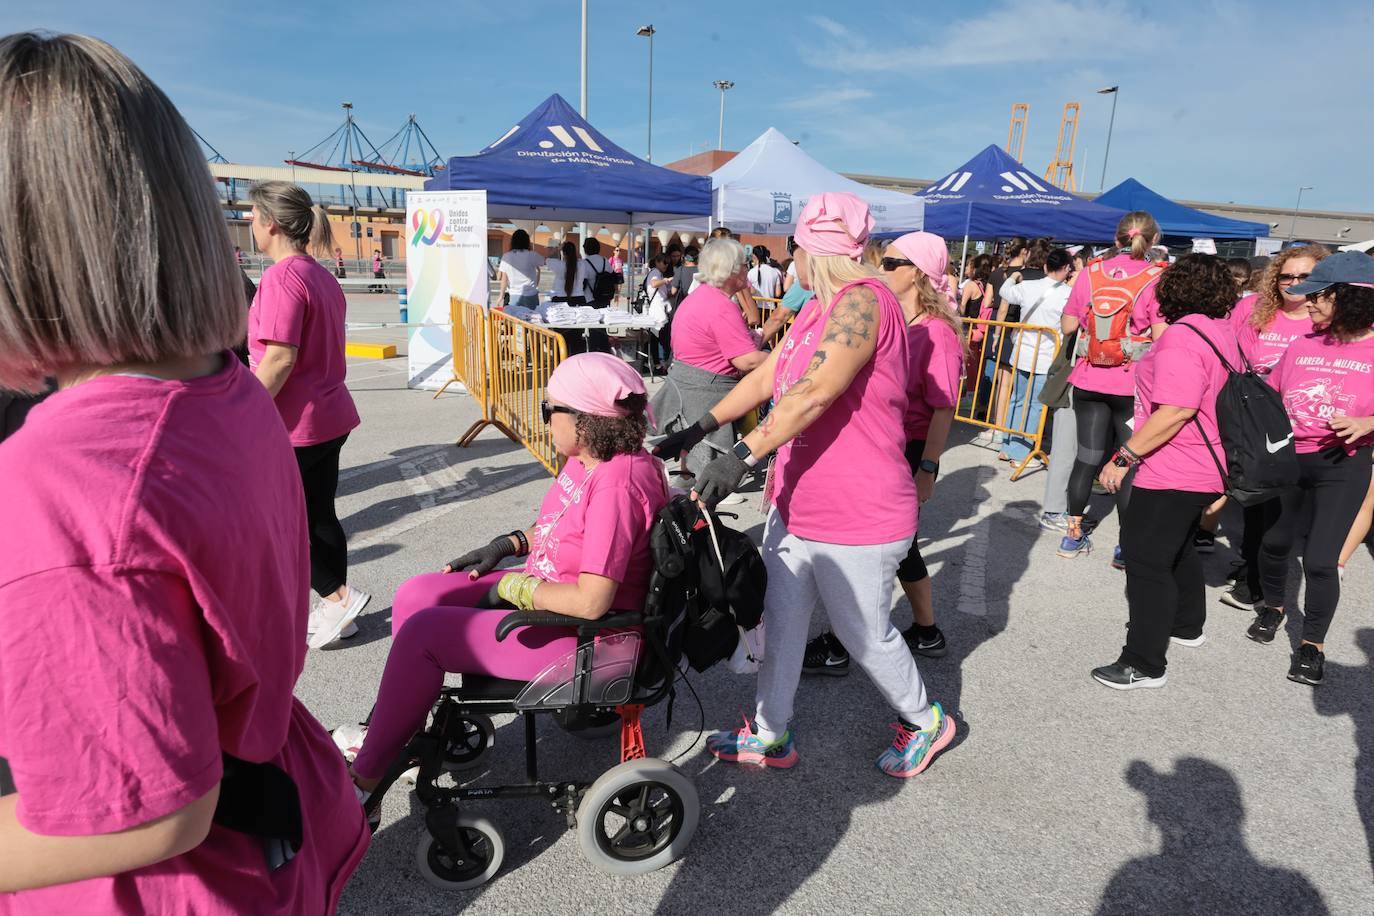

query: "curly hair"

left=575, top=393, right=649, bottom=461
left=1319, top=285, right=1374, bottom=343
left=1251, top=244, right=1330, bottom=330
left=1155, top=254, right=1238, bottom=323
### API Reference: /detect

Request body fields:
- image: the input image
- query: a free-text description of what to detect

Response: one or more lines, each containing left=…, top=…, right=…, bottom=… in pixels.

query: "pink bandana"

left=548, top=352, right=653, bottom=424
left=890, top=231, right=958, bottom=312
left=794, top=192, right=874, bottom=260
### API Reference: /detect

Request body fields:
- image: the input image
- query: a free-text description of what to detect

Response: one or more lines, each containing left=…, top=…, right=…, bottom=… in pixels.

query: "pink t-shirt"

left=668, top=285, right=759, bottom=377
left=1132, top=315, right=1240, bottom=493
left=0, top=357, right=367, bottom=915
left=249, top=254, right=360, bottom=446
left=1063, top=254, right=1164, bottom=397
left=525, top=451, right=668, bottom=611
left=1230, top=293, right=1313, bottom=375
left=1269, top=332, right=1374, bottom=455
left=771, top=279, right=917, bottom=545
left=904, top=317, right=964, bottom=441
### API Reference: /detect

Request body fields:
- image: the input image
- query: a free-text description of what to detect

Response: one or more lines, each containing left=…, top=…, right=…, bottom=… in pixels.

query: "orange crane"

left=1006, top=103, right=1029, bottom=162
left=1044, top=102, right=1081, bottom=191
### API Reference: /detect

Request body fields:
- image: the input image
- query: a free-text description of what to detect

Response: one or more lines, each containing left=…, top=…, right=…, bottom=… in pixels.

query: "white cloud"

left=781, top=88, right=875, bottom=111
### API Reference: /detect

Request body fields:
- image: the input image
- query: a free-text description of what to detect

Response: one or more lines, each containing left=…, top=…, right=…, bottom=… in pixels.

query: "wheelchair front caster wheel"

left=576, top=758, right=699, bottom=876
left=415, top=816, right=505, bottom=890
left=440, top=712, right=495, bottom=771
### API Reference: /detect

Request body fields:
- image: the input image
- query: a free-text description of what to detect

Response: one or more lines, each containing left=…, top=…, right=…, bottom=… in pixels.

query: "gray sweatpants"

left=1042, top=405, right=1078, bottom=515
left=755, top=511, right=934, bottom=737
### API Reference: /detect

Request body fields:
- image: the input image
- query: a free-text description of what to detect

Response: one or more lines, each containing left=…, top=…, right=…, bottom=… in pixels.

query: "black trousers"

left=1259, top=446, right=1372, bottom=643
left=898, top=439, right=929, bottom=583
left=1068, top=387, right=1135, bottom=519
left=1119, top=487, right=1221, bottom=677
left=294, top=433, right=351, bottom=598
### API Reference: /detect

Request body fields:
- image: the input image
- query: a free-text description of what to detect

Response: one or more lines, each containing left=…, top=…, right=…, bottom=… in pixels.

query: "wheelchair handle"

left=493, top=610, right=645, bottom=642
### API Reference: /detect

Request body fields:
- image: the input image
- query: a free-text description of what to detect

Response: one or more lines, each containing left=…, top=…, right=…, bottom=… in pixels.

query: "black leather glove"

left=652, top=413, right=720, bottom=459
left=444, top=532, right=525, bottom=577
left=693, top=451, right=751, bottom=508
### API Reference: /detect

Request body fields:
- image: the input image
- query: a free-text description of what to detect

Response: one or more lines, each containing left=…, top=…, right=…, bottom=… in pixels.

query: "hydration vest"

left=1076, top=258, right=1166, bottom=368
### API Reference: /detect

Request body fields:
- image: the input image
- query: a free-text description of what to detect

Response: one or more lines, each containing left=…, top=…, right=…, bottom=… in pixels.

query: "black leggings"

left=1068, top=387, right=1135, bottom=519
left=1259, top=447, right=1372, bottom=643
left=294, top=433, right=351, bottom=598
left=897, top=439, right=929, bottom=583
left=1118, top=487, right=1221, bottom=677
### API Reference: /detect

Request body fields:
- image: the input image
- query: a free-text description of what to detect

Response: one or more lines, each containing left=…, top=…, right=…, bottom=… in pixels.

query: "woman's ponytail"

left=1116, top=211, right=1160, bottom=260
left=307, top=205, right=334, bottom=258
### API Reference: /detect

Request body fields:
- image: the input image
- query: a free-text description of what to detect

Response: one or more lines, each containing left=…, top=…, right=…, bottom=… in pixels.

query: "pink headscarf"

left=548, top=352, right=654, bottom=425
left=793, top=192, right=874, bottom=260
left=889, top=231, right=958, bottom=312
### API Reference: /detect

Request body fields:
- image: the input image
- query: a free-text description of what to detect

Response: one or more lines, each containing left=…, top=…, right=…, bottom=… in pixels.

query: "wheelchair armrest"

left=493, top=610, right=645, bottom=642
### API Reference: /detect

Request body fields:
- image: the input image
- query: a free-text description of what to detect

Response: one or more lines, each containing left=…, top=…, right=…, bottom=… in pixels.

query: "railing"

left=754, top=296, right=794, bottom=350
left=956, top=317, right=1062, bottom=481
left=487, top=310, right=570, bottom=475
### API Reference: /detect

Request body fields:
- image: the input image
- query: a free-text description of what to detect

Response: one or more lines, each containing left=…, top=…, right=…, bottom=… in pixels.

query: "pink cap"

left=548, top=352, right=653, bottom=425
left=794, top=192, right=874, bottom=260
left=889, top=231, right=958, bottom=312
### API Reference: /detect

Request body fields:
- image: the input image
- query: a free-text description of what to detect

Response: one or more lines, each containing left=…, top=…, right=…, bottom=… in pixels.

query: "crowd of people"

left=3, top=29, right=1374, bottom=913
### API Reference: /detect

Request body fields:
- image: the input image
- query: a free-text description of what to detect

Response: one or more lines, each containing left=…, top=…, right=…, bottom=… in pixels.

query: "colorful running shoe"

left=1039, top=512, right=1070, bottom=533
left=876, top=703, right=955, bottom=778
left=1112, top=545, right=1126, bottom=571
left=1057, top=531, right=1092, bottom=559
left=706, top=717, right=798, bottom=769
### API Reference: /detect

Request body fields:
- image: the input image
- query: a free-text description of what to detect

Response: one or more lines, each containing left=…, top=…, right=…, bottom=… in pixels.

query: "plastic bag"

left=726, top=622, right=765, bottom=675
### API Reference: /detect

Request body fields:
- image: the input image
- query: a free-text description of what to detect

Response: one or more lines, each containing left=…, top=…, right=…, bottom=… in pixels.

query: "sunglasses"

left=540, top=400, right=578, bottom=424
left=1278, top=273, right=1310, bottom=284
left=880, top=257, right=916, bottom=271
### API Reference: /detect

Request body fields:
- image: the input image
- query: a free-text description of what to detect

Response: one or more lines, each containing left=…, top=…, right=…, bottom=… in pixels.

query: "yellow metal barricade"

left=486, top=309, right=570, bottom=475
left=754, top=296, right=795, bottom=350
left=956, top=317, right=1062, bottom=481
left=436, top=297, right=519, bottom=449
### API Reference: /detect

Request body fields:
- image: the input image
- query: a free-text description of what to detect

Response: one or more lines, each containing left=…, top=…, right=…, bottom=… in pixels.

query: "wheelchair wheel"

left=575, top=758, right=699, bottom=876
left=553, top=707, right=621, bottom=740
left=415, top=816, right=505, bottom=891
left=440, top=712, right=495, bottom=771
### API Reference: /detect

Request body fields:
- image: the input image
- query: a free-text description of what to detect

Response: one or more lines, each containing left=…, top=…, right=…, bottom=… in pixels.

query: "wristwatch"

left=731, top=439, right=757, bottom=467
left=919, top=459, right=940, bottom=477
left=1110, top=452, right=1133, bottom=469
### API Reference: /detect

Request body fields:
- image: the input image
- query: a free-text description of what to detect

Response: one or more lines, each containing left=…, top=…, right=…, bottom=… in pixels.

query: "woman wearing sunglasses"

left=343, top=354, right=668, bottom=802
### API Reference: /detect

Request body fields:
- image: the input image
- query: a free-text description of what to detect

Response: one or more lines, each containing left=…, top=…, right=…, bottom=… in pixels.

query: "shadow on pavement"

left=1312, top=627, right=1374, bottom=882
left=1095, top=757, right=1328, bottom=916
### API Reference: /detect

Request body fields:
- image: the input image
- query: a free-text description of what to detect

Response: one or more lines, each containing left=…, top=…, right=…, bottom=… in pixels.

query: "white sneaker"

left=331, top=723, right=368, bottom=763
left=1169, top=633, right=1207, bottom=648
left=717, top=492, right=749, bottom=506
left=308, top=587, right=371, bottom=649
left=308, top=605, right=360, bottom=646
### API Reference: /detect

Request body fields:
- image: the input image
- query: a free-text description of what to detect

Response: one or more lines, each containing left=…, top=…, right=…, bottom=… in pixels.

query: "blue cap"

left=1285, top=250, right=1374, bottom=296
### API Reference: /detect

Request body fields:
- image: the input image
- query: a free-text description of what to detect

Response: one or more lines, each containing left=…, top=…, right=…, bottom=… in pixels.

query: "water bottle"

left=398, top=287, right=408, bottom=325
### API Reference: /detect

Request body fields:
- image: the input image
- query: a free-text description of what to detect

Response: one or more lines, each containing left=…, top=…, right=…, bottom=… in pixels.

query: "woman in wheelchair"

left=347, top=353, right=669, bottom=797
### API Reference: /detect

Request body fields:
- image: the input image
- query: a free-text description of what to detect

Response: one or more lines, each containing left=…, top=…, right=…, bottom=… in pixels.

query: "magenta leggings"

left=351, top=571, right=577, bottom=779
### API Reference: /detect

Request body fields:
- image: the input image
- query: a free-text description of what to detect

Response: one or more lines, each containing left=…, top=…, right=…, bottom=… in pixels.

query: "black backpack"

left=1179, top=323, right=1299, bottom=506
left=586, top=256, right=621, bottom=304
left=649, top=496, right=766, bottom=672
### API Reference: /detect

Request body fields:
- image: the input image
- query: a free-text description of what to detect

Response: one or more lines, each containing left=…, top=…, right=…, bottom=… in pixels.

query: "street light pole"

left=579, top=0, right=588, bottom=117
left=637, top=25, right=655, bottom=161
left=1097, top=85, right=1119, bottom=192
left=713, top=80, right=734, bottom=150
left=343, top=102, right=360, bottom=262
left=1290, top=186, right=1313, bottom=241
left=288, top=150, right=295, bottom=183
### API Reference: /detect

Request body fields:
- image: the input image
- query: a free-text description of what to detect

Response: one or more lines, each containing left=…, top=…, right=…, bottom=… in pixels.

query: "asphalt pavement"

left=309, top=294, right=1374, bottom=915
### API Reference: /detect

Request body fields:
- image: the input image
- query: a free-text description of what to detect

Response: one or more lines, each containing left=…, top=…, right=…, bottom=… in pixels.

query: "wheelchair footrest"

left=617, top=704, right=646, bottom=763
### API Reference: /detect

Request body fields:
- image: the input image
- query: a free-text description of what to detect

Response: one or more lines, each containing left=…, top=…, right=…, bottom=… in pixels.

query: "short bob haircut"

left=697, top=238, right=749, bottom=288
left=0, top=33, right=245, bottom=392
left=1155, top=254, right=1237, bottom=324
left=575, top=393, right=649, bottom=461
left=1317, top=285, right=1374, bottom=343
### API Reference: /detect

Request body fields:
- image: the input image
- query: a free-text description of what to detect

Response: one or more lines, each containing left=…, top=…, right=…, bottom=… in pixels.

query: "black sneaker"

left=1246, top=607, right=1285, bottom=644
left=1288, top=644, right=1325, bottom=686
left=1220, top=582, right=1262, bottom=612
left=1091, top=662, right=1168, bottom=691
left=903, top=625, right=948, bottom=658
left=1225, top=561, right=1248, bottom=585
left=801, top=632, right=849, bottom=676
left=1193, top=530, right=1217, bottom=554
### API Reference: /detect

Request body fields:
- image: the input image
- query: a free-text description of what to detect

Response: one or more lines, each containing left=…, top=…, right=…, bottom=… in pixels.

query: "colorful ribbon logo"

left=411, top=208, right=451, bottom=246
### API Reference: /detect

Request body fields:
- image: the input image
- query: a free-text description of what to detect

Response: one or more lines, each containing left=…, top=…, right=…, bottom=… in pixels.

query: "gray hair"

left=697, top=238, right=749, bottom=288
left=248, top=181, right=334, bottom=256
left=0, top=32, right=245, bottom=392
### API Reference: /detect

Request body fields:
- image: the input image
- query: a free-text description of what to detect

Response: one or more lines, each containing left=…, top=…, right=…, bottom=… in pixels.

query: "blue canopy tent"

left=917, top=145, right=1126, bottom=243
left=1096, top=178, right=1268, bottom=240
left=424, top=93, right=711, bottom=225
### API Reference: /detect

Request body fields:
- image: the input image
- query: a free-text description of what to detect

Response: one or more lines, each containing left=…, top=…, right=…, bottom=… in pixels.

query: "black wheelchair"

left=363, top=498, right=703, bottom=891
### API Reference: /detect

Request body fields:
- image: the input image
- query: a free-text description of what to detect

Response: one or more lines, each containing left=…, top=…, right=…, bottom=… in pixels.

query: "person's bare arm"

left=759, top=308, right=791, bottom=343
left=1061, top=314, right=1081, bottom=336
left=525, top=573, right=619, bottom=620
left=728, top=350, right=769, bottom=373
left=1151, top=322, right=1169, bottom=340
left=0, top=785, right=219, bottom=893
left=253, top=342, right=297, bottom=398
left=736, top=289, right=762, bottom=327
left=703, top=349, right=782, bottom=426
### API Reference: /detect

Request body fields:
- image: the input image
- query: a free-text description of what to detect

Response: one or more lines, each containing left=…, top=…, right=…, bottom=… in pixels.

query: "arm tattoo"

left=821, top=287, right=879, bottom=348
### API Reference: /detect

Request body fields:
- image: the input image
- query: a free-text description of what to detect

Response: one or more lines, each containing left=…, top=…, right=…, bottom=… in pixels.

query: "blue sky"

left=6, top=0, right=1373, bottom=213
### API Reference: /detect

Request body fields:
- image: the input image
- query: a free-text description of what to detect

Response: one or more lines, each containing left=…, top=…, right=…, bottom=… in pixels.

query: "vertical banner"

left=405, top=190, right=487, bottom=390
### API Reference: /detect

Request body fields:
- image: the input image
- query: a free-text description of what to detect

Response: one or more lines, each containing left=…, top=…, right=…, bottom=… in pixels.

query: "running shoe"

left=1039, top=512, right=1070, bottom=533
left=1246, top=607, right=1285, bottom=644
left=1169, top=633, right=1207, bottom=648
left=903, top=625, right=948, bottom=659
left=1220, top=582, right=1262, bottom=612
left=308, top=588, right=370, bottom=650
left=1193, top=530, right=1217, bottom=554
left=877, top=704, right=955, bottom=778
left=308, top=605, right=359, bottom=645
left=706, top=717, right=798, bottom=769
left=801, top=632, right=850, bottom=676
left=1112, top=545, right=1126, bottom=571
left=331, top=723, right=368, bottom=763
left=1057, top=532, right=1092, bottom=559
left=1091, top=662, right=1168, bottom=691
left=1288, top=644, right=1325, bottom=686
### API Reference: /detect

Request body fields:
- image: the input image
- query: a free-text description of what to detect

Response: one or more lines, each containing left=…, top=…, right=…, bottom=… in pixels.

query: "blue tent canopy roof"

left=1095, top=178, right=1268, bottom=240
left=915, top=145, right=1126, bottom=241
left=424, top=94, right=711, bottom=224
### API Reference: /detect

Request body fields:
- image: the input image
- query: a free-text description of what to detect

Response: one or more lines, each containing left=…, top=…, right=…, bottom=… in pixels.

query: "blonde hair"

left=807, top=253, right=883, bottom=313
left=1116, top=211, right=1161, bottom=260
left=247, top=181, right=334, bottom=257
left=0, top=33, right=245, bottom=392
left=912, top=273, right=966, bottom=355
left=862, top=237, right=885, bottom=269
left=1251, top=244, right=1331, bottom=331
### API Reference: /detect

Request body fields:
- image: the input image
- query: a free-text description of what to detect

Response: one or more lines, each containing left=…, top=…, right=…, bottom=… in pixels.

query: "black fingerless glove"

left=694, top=451, right=750, bottom=508
left=652, top=413, right=721, bottom=459
left=445, top=531, right=527, bottom=576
